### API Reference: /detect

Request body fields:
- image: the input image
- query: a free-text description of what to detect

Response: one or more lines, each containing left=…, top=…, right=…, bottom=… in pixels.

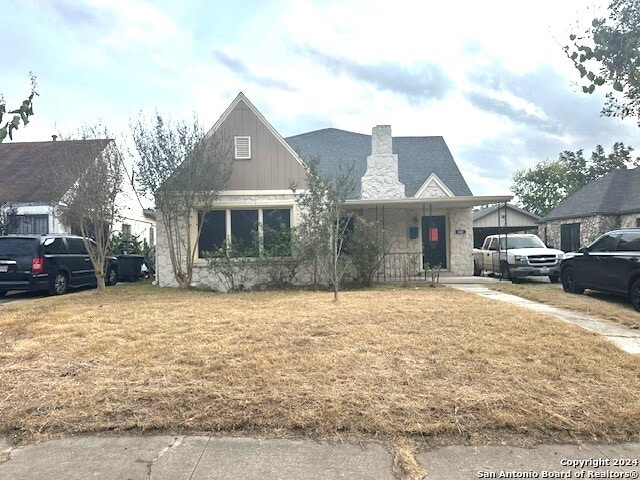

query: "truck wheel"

left=473, top=261, right=482, bottom=277
left=561, top=267, right=584, bottom=294
left=500, top=262, right=512, bottom=281
left=630, top=278, right=640, bottom=312
left=549, top=275, right=559, bottom=284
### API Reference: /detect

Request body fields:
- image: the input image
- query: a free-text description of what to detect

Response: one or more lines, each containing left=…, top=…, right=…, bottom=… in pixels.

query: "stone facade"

left=542, top=214, right=622, bottom=250
left=621, top=213, right=640, bottom=229
left=419, top=182, right=448, bottom=198
left=448, top=207, right=473, bottom=275
left=361, top=125, right=405, bottom=199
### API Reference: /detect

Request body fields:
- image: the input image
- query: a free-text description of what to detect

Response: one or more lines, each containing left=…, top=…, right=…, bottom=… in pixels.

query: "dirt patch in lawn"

left=1, top=284, right=640, bottom=447
left=487, top=282, right=640, bottom=328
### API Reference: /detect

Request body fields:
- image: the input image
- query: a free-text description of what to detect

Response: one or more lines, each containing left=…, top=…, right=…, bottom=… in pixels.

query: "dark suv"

left=0, top=235, right=118, bottom=297
left=560, top=228, right=640, bottom=311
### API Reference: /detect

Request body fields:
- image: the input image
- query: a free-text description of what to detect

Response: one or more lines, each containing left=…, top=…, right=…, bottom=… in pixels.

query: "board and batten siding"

left=474, top=207, right=539, bottom=228
left=218, top=99, right=308, bottom=191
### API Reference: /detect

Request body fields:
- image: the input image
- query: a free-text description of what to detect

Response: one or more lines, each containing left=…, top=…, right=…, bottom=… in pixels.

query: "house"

left=0, top=138, right=155, bottom=245
left=156, top=92, right=511, bottom=289
left=472, top=203, right=541, bottom=248
left=539, top=166, right=640, bottom=251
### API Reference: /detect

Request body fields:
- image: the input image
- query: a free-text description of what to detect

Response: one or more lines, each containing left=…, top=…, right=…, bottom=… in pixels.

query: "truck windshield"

left=499, top=236, right=546, bottom=249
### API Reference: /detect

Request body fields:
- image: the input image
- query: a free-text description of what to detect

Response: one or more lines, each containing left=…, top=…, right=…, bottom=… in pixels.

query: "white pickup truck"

left=473, top=234, right=564, bottom=283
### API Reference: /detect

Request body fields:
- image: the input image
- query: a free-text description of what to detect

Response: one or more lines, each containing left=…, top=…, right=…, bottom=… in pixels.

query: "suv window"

left=0, top=238, right=38, bottom=256
left=66, top=238, right=88, bottom=255
left=42, top=237, right=67, bottom=255
left=589, top=233, right=618, bottom=252
left=616, top=232, right=640, bottom=252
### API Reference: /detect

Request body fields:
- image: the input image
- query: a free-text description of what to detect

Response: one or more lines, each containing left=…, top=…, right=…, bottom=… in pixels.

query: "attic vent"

left=234, top=136, right=251, bottom=159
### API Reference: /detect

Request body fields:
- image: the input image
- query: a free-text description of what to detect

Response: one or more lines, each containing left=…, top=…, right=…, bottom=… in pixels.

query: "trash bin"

left=117, top=254, right=145, bottom=282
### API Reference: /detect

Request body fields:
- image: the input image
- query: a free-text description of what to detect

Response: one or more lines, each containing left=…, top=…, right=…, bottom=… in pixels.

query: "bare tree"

left=131, top=114, right=232, bottom=289
left=47, top=125, right=123, bottom=293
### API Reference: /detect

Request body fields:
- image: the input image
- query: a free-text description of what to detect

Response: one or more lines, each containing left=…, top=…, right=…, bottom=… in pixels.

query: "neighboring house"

left=539, top=166, right=640, bottom=252
left=472, top=203, right=541, bottom=248
left=156, top=92, right=511, bottom=289
left=0, top=138, right=155, bottom=245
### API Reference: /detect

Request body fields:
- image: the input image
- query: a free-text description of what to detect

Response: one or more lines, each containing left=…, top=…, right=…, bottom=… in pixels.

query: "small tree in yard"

left=132, top=114, right=232, bottom=289
left=49, top=125, right=123, bottom=293
left=348, top=216, right=387, bottom=287
left=293, top=156, right=355, bottom=301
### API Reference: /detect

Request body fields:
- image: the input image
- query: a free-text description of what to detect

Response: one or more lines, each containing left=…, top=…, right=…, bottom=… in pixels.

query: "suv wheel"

left=105, top=267, right=118, bottom=287
left=561, top=267, right=584, bottom=294
left=630, top=278, right=640, bottom=312
left=50, top=272, right=69, bottom=295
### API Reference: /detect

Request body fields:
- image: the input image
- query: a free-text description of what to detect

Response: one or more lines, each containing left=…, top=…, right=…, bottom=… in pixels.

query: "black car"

left=0, top=234, right=118, bottom=296
left=560, top=228, right=640, bottom=311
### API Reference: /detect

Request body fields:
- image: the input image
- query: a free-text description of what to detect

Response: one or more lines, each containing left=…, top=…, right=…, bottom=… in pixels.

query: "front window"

left=198, top=208, right=292, bottom=258
left=15, top=215, right=49, bottom=235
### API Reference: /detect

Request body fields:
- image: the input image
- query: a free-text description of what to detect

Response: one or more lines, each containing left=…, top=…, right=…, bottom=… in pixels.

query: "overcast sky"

left=3, top=0, right=638, bottom=196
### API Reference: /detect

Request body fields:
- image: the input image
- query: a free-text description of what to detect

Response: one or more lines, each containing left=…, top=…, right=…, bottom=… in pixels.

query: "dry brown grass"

left=487, top=281, right=640, bottom=328
left=1, top=283, right=640, bottom=448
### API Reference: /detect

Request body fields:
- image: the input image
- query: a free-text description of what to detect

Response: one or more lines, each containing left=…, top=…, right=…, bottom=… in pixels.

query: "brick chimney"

left=360, top=125, right=405, bottom=199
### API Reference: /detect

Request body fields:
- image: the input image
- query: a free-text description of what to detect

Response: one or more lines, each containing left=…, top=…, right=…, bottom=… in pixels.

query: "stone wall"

left=542, top=214, right=621, bottom=250
left=448, top=207, right=473, bottom=275
left=621, top=213, right=640, bottom=229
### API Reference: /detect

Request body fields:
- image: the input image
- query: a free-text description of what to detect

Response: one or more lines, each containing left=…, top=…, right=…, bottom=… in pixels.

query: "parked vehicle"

left=0, top=235, right=118, bottom=297
left=560, top=228, right=640, bottom=312
left=473, top=234, right=564, bottom=283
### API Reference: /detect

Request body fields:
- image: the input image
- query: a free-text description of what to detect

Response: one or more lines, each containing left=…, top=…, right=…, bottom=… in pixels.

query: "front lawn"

left=1, top=283, right=640, bottom=447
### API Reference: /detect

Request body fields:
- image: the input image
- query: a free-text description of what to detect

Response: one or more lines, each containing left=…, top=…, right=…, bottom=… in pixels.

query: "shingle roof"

left=542, top=166, right=640, bottom=221
left=0, top=139, right=111, bottom=204
left=284, top=128, right=472, bottom=199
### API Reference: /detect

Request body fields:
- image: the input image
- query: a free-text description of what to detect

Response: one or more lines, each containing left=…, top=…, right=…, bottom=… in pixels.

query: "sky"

left=2, top=0, right=638, bottom=197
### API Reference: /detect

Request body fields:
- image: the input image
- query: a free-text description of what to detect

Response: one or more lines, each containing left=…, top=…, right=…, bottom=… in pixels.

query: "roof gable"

left=0, top=139, right=111, bottom=204
left=285, top=128, right=472, bottom=199
left=206, top=93, right=308, bottom=191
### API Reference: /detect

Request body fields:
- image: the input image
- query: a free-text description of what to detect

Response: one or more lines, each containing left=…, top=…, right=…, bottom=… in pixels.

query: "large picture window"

left=198, top=207, right=292, bottom=258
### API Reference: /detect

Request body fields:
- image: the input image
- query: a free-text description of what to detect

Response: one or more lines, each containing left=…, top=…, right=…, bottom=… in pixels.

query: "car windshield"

left=0, top=238, right=37, bottom=256
left=499, top=236, right=545, bottom=249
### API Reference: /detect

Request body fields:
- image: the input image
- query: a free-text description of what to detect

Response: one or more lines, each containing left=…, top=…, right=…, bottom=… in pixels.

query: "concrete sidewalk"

left=449, top=283, right=640, bottom=355
left=2, top=435, right=640, bottom=479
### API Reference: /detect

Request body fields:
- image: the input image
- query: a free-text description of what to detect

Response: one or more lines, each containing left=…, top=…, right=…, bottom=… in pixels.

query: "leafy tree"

left=48, top=125, right=124, bottom=293
left=347, top=216, right=387, bottom=287
left=131, top=114, right=233, bottom=289
left=512, top=143, right=639, bottom=216
left=0, top=73, right=38, bottom=142
left=566, top=0, right=640, bottom=124
left=292, top=156, right=355, bottom=300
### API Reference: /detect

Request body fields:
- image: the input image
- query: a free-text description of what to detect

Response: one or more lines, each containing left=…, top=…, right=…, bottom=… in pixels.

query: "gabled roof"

left=473, top=203, right=541, bottom=222
left=284, top=128, right=472, bottom=199
left=0, top=139, right=111, bottom=204
left=542, top=166, right=640, bottom=221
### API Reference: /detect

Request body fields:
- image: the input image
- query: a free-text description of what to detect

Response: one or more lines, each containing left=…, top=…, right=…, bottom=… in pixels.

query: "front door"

left=422, top=215, right=447, bottom=269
